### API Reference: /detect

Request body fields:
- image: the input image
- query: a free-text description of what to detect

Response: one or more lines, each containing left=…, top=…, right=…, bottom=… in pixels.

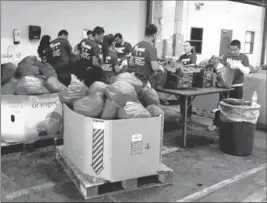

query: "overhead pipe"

left=146, top=0, right=152, bottom=25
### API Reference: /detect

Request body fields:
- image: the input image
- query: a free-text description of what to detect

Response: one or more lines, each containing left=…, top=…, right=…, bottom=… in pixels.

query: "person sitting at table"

left=178, top=41, right=197, bottom=123
left=207, top=39, right=250, bottom=131
left=178, top=41, right=197, bottom=66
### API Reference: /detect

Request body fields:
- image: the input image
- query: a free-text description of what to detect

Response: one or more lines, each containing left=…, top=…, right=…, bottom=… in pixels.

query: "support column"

left=151, top=0, right=163, bottom=59
left=174, top=0, right=185, bottom=57
left=261, top=3, right=267, bottom=65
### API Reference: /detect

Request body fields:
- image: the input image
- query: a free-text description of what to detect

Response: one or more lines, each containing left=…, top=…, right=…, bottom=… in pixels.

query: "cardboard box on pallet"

left=62, top=104, right=164, bottom=182
left=1, top=94, right=62, bottom=143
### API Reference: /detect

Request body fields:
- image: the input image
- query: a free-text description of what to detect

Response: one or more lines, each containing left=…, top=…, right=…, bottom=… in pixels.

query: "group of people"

left=37, top=23, right=250, bottom=131
left=37, top=26, right=133, bottom=87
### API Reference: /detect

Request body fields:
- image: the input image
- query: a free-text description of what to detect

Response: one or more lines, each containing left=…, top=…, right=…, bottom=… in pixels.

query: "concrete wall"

left=1, top=1, right=146, bottom=60
left=182, top=1, right=265, bottom=66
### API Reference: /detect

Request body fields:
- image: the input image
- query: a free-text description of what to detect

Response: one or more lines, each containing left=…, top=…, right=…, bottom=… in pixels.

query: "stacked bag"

left=59, top=72, right=164, bottom=120
left=1, top=55, right=66, bottom=95
left=1, top=56, right=66, bottom=137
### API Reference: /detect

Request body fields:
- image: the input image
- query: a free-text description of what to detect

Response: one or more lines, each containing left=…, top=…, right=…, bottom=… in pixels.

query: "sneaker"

left=207, top=125, right=219, bottom=132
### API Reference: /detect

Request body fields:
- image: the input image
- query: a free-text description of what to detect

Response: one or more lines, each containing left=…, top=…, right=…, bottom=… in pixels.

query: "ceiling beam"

left=228, top=0, right=266, bottom=7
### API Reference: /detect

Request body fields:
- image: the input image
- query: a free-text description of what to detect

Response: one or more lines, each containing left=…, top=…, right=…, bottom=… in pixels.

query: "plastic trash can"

left=218, top=100, right=261, bottom=156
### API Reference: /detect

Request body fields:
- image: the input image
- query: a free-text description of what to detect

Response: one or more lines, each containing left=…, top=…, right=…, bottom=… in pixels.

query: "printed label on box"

left=93, top=120, right=105, bottom=130
left=7, top=102, right=23, bottom=114
left=131, top=134, right=143, bottom=155
left=91, top=120, right=105, bottom=175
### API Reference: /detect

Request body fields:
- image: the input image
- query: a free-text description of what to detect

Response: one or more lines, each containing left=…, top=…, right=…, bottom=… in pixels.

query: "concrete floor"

left=1, top=108, right=267, bottom=202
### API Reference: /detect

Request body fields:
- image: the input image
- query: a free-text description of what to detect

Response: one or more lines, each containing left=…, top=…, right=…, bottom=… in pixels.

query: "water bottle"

left=251, top=91, right=258, bottom=107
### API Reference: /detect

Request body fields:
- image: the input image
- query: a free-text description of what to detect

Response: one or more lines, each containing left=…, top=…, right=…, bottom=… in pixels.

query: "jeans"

left=213, top=86, right=243, bottom=127
left=57, top=73, right=71, bottom=87
left=83, top=67, right=102, bottom=88
left=53, top=63, right=72, bottom=87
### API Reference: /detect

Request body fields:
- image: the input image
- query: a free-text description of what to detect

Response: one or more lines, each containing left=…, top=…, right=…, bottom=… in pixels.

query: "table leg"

left=187, top=96, right=196, bottom=109
left=182, top=96, right=188, bottom=148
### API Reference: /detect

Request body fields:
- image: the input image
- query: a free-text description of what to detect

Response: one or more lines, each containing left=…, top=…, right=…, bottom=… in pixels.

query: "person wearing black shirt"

left=178, top=41, right=197, bottom=123
left=75, top=30, right=93, bottom=55
left=37, top=35, right=53, bottom=63
left=114, top=33, right=132, bottom=60
left=50, top=30, right=75, bottom=86
left=207, top=40, right=250, bottom=131
left=77, top=26, right=105, bottom=87
left=101, top=34, right=126, bottom=84
left=131, top=24, right=164, bottom=86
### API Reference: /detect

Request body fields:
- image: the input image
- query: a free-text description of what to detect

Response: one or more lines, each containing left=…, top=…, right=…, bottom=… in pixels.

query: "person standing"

left=37, top=35, right=53, bottom=64
left=178, top=41, right=197, bottom=123
left=74, top=30, right=93, bottom=54
left=114, top=33, right=132, bottom=59
left=131, top=24, right=164, bottom=86
left=77, top=26, right=105, bottom=87
left=208, top=39, right=250, bottom=131
left=50, top=30, right=74, bottom=86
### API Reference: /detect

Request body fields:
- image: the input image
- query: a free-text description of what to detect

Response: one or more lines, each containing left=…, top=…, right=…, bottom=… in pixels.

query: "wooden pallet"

left=1, top=136, right=63, bottom=155
left=56, top=147, right=173, bottom=200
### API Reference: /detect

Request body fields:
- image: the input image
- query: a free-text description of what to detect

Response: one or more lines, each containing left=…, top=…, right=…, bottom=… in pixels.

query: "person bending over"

left=101, top=34, right=127, bottom=84
left=77, top=26, right=105, bottom=87
left=114, top=33, right=133, bottom=60
left=50, top=30, right=75, bottom=86
left=208, top=39, right=250, bottom=131
left=131, top=24, right=164, bottom=86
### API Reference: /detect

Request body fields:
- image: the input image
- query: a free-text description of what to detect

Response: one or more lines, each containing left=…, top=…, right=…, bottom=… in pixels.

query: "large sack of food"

left=73, top=93, right=104, bottom=117
left=18, top=55, right=38, bottom=66
left=115, top=72, right=143, bottom=94
left=1, top=63, right=18, bottom=84
left=1, top=78, right=18, bottom=95
left=16, top=64, right=40, bottom=78
left=117, top=101, right=151, bottom=119
left=139, top=86, right=160, bottom=107
left=16, top=56, right=41, bottom=78
left=44, top=76, right=66, bottom=93
left=101, top=99, right=119, bottom=119
left=36, top=111, right=62, bottom=135
left=58, top=80, right=88, bottom=104
left=198, top=60, right=209, bottom=68
left=105, top=81, right=138, bottom=106
left=15, top=76, right=50, bottom=95
left=146, top=104, right=164, bottom=117
left=88, top=81, right=108, bottom=96
left=38, top=62, right=56, bottom=78
left=151, top=69, right=168, bottom=89
left=216, top=65, right=235, bottom=88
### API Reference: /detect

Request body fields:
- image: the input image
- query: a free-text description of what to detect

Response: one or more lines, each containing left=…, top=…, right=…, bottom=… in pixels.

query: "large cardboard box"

left=1, top=94, right=62, bottom=142
left=62, top=104, right=164, bottom=182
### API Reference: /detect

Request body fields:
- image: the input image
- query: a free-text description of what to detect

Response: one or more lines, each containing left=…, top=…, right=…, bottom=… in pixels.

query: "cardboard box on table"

left=1, top=93, right=62, bottom=143
left=62, top=104, right=164, bottom=182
